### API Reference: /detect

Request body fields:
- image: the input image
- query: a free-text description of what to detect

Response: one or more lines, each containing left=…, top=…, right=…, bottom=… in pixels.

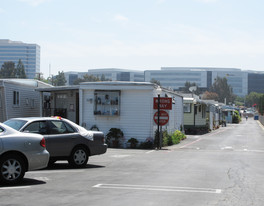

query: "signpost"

left=153, top=110, right=169, bottom=126
left=153, top=95, right=172, bottom=149
left=153, top=97, right=172, bottom=110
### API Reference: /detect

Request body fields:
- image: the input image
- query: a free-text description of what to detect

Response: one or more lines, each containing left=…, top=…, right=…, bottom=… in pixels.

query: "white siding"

left=120, top=90, right=153, bottom=140
left=79, top=82, right=184, bottom=147
left=163, top=95, right=183, bottom=134
left=4, top=82, right=41, bottom=120
left=82, top=89, right=154, bottom=143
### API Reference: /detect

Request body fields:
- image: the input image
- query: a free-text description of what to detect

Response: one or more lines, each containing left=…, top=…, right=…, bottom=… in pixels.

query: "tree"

left=0, top=61, right=16, bottom=78
left=235, top=96, right=245, bottom=107
left=0, top=60, right=27, bottom=79
left=258, top=94, right=264, bottom=115
left=73, top=74, right=100, bottom=85
left=53, top=71, right=66, bottom=86
left=16, top=59, right=26, bottom=78
left=245, top=92, right=262, bottom=108
left=100, top=74, right=106, bottom=81
left=150, top=78, right=161, bottom=86
left=202, top=91, right=219, bottom=100
left=210, top=77, right=236, bottom=104
left=180, top=81, right=201, bottom=95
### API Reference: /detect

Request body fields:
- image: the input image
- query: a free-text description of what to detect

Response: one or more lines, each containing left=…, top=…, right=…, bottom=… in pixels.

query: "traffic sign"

left=153, top=97, right=172, bottom=110
left=153, top=110, right=169, bottom=126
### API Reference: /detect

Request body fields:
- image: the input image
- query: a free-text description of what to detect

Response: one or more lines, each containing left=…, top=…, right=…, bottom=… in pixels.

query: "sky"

left=1, top=0, right=264, bottom=77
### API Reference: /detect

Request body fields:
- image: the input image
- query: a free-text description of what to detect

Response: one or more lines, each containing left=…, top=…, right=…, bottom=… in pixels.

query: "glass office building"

left=248, top=72, right=264, bottom=94
left=87, top=68, right=144, bottom=82
left=211, top=68, right=248, bottom=96
left=0, top=39, right=40, bottom=79
left=145, top=67, right=208, bottom=90
left=145, top=67, right=248, bottom=96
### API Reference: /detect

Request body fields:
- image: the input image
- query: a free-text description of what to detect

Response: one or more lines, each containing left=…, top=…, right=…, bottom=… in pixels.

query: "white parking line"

left=180, top=138, right=202, bottom=149
left=221, top=146, right=233, bottom=150
left=34, top=177, right=50, bottom=181
left=145, top=150, right=155, bottom=154
left=0, top=186, right=31, bottom=190
left=111, top=155, right=131, bottom=158
left=93, top=183, right=222, bottom=194
left=28, top=170, right=85, bottom=174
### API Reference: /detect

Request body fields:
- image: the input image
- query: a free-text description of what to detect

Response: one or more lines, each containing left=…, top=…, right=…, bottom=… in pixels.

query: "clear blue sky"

left=1, top=0, right=264, bottom=77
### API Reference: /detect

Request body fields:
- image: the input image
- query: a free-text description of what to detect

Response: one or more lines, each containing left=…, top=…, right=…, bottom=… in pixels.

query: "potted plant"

left=127, top=138, right=139, bottom=149
left=106, top=128, right=124, bottom=148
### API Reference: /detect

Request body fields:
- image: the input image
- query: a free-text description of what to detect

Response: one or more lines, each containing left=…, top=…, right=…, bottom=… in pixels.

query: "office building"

left=247, top=71, right=264, bottom=94
left=211, top=68, right=248, bottom=96
left=61, top=67, right=264, bottom=96
left=88, top=68, right=145, bottom=82
left=145, top=67, right=208, bottom=90
left=64, top=71, right=88, bottom=85
left=145, top=67, right=248, bottom=96
left=0, top=39, right=40, bottom=79
left=64, top=69, right=144, bottom=85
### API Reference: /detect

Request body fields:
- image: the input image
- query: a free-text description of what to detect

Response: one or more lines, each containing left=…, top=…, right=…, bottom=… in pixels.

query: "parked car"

left=4, top=117, right=107, bottom=168
left=0, top=123, right=49, bottom=185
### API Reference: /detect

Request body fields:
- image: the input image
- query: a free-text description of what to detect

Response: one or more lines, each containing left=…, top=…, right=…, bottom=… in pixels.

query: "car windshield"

left=3, top=119, right=27, bottom=131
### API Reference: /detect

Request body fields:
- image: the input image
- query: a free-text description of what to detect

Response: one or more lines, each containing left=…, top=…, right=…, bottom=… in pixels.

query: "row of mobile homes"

left=38, top=82, right=184, bottom=147
left=221, top=105, right=241, bottom=123
left=0, top=79, right=52, bottom=122
left=183, top=95, right=207, bottom=134
left=183, top=94, right=226, bottom=134
left=203, top=100, right=223, bottom=130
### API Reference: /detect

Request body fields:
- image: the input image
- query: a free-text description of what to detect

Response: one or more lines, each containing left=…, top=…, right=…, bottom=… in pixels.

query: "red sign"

left=153, top=97, right=172, bottom=110
left=153, top=110, right=169, bottom=126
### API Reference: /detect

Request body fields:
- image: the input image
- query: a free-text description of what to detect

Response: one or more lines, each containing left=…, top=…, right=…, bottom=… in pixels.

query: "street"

left=1, top=117, right=264, bottom=206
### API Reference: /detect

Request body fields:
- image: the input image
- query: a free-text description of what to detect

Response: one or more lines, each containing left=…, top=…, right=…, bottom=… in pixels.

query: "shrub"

left=232, top=110, right=241, bottom=123
left=162, top=130, right=172, bottom=146
left=139, top=138, right=154, bottom=149
left=127, top=138, right=139, bottom=149
left=171, top=130, right=186, bottom=145
left=106, top=128, right=124, bottom=148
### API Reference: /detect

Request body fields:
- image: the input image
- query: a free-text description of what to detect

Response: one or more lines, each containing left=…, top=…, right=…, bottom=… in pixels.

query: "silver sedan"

left=0, top=123, right=49, bottom=185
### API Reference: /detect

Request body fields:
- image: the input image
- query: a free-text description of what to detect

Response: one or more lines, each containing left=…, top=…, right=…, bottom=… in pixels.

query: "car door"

left=44, top=120, right=78, bottom=157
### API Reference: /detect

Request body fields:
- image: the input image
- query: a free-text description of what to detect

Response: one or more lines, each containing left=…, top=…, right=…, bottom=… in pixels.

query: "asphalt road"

left=1, top=117, right=264, bottom=206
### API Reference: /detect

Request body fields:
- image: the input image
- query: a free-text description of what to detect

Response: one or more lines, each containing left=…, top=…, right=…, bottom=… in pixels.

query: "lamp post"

left=156, top=86, right=162, bottom=149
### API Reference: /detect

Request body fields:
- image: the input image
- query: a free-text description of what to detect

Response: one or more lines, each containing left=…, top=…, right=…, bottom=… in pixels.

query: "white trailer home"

left=0, top=79, right=52, bottom=122
left=38, top=82, right=184, bottom=147
left=183, top=95, right=207, bottom=134
left=79, top=82, right=184, bottom=146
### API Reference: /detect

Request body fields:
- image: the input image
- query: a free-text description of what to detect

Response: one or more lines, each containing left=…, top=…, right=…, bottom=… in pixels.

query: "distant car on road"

left=4, top=117, right=107, bottom=168
left=0, top=123, right=49, bottom=185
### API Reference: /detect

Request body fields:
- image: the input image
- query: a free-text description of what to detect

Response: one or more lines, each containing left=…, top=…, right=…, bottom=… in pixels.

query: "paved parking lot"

left=1, top=119, right=264, bottom=206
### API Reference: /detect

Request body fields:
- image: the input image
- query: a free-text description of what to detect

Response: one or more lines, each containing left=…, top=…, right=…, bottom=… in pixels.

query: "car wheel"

left=68, top=146, right=89, bottom=168
left=0, top=155, right=26, bottom=185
